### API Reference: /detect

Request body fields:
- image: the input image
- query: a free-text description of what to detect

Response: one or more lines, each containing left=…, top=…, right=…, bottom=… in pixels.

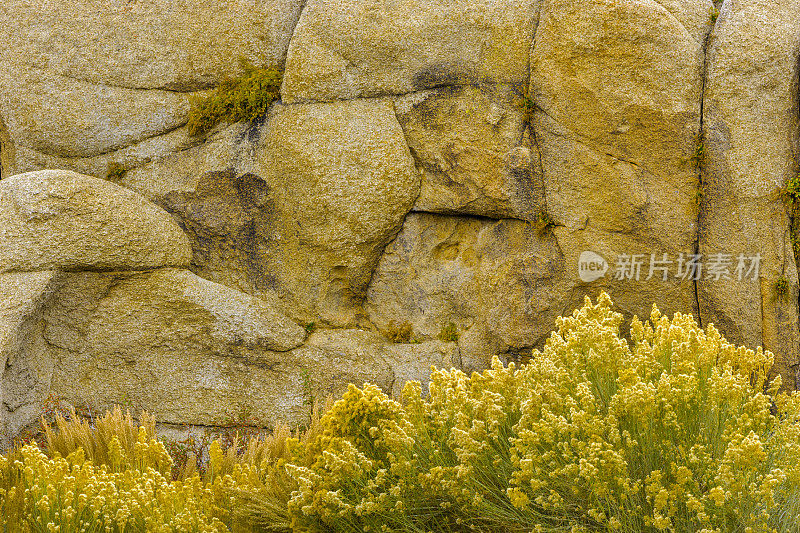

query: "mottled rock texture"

left=395, top=85, right=540, bottom=220
left=531, top=0, right=710, bottom=326
left=281, top=0, right=540, bottom=102
left=699, top=0, right=800, bottom=385
left=0, top=170, right=192, bottom=272
left=0, top=0, right=305, bottom=175
left=366, top=213, right=565, bottom=371
left=2, top=0, right=800, bottom=441
left=0, top=271, right=62, bottom=449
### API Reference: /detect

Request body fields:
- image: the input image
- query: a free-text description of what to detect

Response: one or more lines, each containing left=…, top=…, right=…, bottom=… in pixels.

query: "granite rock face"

left=281, top=0, right=541, bottom=102
left=530, top=0, right=711, bottom=326
left=0, top=170, right=192, bottom=272
left=699, top=0, right=800, bottom=386
left=365, top=213, right=566, bottom=371
left=39, top=269, right=314, bottom=428
left=123, top=99, right=419, bottom=327
left=0, top=0, right=305, bottom=176
left=0, top=271, right=62, bottom=449
left=395, top=85, right=541, bottom=220
left=2, top=0, right=800, bottom=442
left=4, top=269, right=455, bottom=435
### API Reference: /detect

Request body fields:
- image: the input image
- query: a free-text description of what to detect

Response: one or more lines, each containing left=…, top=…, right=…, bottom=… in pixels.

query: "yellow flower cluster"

left=282, top=293, right=800, bottom=533
left=0, top=428, right=228, bottom=532
left=4, top=293, right=800, bottom=533
left=506, top=294, right=800, bottom=532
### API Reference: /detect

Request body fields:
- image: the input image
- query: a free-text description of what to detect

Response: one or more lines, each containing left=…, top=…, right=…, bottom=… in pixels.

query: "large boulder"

left=366, top=213, right=566, bottom=370
left=4, top=128, right=197, bottom=183
left=292, top=330, right=461, bottom=400
left=0, top=170, right=192, bottom=272
left=123, top=99, right=420, bottom=327
left=0, top=271, right=62, bottom=448
left=395, top=85, right=541, bottom=219
left=0, top=0, right=304, bottom=176
left=0, top=0, right=304, bottom=91
left=0, top=69, right=190, bottom=159
left=699, top=0, right=800, bottom=388
left=530, top=0, right=712, bottom=322
left=35, top=270, right=458, bottom=427
left=252, top=99, right=419, bottom=325
left=290, top=330, right=396, bottom=401
left=384, top=340, right=461, bottom=398
left=42, top=269, right=310, bottom=427
left=281, top=0, right=541, bottom=102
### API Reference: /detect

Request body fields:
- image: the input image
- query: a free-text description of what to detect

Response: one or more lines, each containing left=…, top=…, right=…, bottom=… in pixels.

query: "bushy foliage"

left=187, top=62, right=282, bottom=137
left=0, top=430, right=225, bottom=532
left=384, top=321, right=414, bottom=344
left=0, top=404, right=326, bottom=532
left=42, top=406, right=163, bottom=473
left=437, top=322, right=459, bottom=343
left=3, top=294, right=800, bottom=532
left=278, top=293, right=800, bottom=532
left=105, top=162, right=128, bottom=182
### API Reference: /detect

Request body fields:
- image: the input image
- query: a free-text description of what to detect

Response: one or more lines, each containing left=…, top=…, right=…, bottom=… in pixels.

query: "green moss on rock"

left=187, top=62, right=282, bottom=136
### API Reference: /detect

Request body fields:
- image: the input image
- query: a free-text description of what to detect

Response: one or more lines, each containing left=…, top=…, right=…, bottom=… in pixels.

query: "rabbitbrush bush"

left=3, top=293, right=800, bottom=532
left=277, top=293, right=800, bottom=532
left=0, top=403, right=325, bottom=532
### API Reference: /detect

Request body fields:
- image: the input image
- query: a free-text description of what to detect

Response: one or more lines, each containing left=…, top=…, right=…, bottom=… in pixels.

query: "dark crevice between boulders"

left=360, top=99, right=427, bottom=333
left=792, top=11, right=800, bottom=388
left=0, top=113, right=10, bottom=180
left=527, top=0, right=551, bottom=236
left=283, top=80, right=530, bottom=108
left=693, top=3, right=722, bottom=329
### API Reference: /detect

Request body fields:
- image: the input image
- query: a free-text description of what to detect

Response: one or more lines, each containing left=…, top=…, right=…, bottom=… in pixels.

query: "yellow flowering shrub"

left=4, top=293, right=800, bottom=532
left=504, top=293, right=800, bottom=532
left=1, top=429, right=226, bottom=532
left=278, top=293, right=800, bottom=533
left=42, top=406, right=167, bottom=476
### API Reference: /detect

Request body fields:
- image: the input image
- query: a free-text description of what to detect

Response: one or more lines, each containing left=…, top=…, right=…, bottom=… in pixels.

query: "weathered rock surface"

left=282, top=0, right=541, bottom=103
left=395, top=85, right=541, bottom=219
left=530, top=0, right=709, bottom=322
left=32, top=271, right=454, bottom=428
left=0, top=0, right=304, bottom=178
left=699, top=0, right=800, bottom=388
left=124, top=99, right=419, bottom=327
left=41, top=269, right=309, bottom=427
left=0, top=69, right=191, bottom=159
left=366, top=213, right=566, bottom=370
left=292, top=330, right=396, bottom=400
left=4, top=0, right=800, bottom=444
left=0, top=116, right=12, bottom=178
left=253, top=99, right=419, bottom=325
left=0, top=170, right=192, bottom=272
left=0, top=0, right=304, bottom=91
left=0, top=271, right=62, bottom=448
left=651, top=0, right=716, bottom=44
left=384, top=340, right=460, bottom=397
left=4, top=127, right=199, bottom=182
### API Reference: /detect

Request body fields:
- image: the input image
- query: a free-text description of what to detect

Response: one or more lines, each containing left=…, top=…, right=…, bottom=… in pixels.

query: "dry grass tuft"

left=42, top=405, right=156, bottom=467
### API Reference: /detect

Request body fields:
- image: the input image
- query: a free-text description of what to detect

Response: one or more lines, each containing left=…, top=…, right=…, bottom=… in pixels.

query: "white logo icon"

left=578, top=251, right=609, bottom=282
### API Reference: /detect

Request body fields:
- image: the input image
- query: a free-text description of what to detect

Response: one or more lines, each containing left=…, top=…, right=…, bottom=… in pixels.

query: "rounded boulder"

left=0, top=170, right=192, bottom=272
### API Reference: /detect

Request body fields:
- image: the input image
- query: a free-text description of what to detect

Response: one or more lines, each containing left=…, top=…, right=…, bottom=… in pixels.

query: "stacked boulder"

left=0, top=170, right=459, bottom=448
